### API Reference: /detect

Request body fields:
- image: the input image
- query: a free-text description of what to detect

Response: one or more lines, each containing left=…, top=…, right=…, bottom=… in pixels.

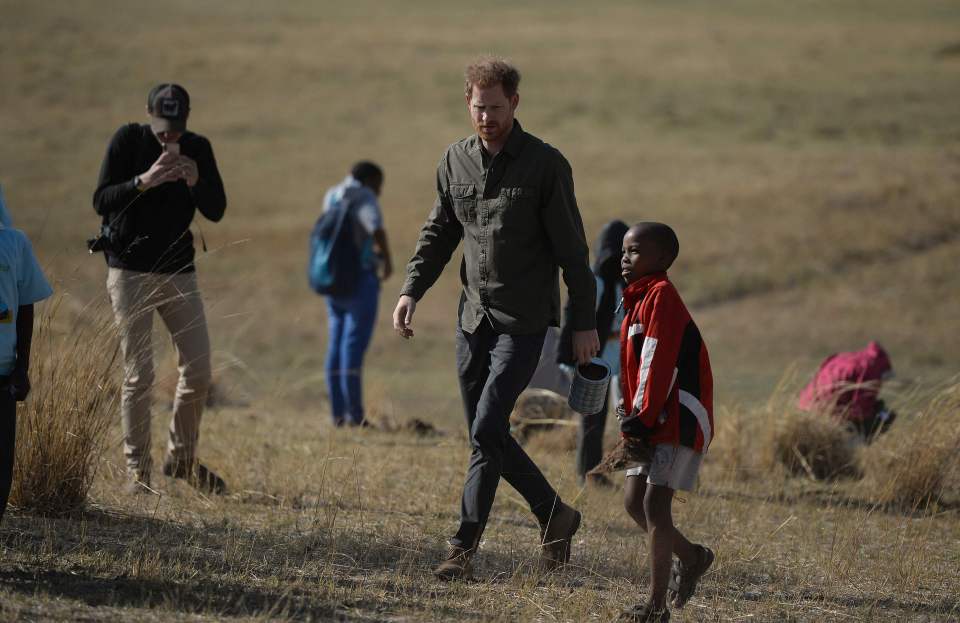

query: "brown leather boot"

left=433, top=546, right=474, bottom=581
left=537, top=502, right=582, bottom=573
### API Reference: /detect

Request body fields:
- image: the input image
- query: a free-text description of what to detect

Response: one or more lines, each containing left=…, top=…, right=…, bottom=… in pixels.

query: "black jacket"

left=92, top=123, right=226, bottom=273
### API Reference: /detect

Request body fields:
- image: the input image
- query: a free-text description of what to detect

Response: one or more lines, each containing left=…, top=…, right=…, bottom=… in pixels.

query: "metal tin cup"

left=567, top=357, right=612, bottom=415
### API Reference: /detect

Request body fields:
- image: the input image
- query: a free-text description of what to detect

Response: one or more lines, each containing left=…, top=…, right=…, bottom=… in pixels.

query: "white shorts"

left=624, top=444, right=703, bottom=492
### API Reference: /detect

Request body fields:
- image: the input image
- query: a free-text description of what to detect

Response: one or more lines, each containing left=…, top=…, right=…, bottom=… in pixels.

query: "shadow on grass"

left=702, top=581, right=960, bottom=618
left=0, top=506, right=552, bottom=620
left=0, top=565, right=479, bottom=621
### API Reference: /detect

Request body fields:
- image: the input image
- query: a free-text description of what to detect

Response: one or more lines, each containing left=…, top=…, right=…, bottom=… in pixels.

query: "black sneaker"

left=619, top=603, right=670, bottom=622
left=162, top=456, right=227, bottom=495
left=669, top=545, right=714, bottom=608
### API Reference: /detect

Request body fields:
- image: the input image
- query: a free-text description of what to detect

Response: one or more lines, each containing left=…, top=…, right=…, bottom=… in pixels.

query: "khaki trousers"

left=107, top=268, right=212, bottom=477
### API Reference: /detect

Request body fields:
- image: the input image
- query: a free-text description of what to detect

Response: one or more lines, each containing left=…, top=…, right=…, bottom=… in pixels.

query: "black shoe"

left=669, top=545, right=714, bottom=608
left=619, top=603, right=670, bottom=622
left=162, top=456, right=227, bottom=495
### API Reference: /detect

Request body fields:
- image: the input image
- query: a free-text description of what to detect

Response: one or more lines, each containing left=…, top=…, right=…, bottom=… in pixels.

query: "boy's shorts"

left=624, top=444, right=702, bottom=492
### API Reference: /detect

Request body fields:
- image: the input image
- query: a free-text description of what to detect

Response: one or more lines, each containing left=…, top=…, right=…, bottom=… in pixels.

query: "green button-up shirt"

left=401, top=120, right=596, bottom=334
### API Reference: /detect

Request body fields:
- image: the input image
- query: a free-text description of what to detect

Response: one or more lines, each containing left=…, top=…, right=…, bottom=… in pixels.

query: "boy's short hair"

left=464, top=56, right=521, bottom=98
left=633, top=222, right=680, bottom=270
left=350, top=161, right=383, bottom=186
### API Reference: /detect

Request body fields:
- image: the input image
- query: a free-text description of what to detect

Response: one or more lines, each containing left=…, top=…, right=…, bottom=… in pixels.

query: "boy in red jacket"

left=594, top=222, right=714, bottom=623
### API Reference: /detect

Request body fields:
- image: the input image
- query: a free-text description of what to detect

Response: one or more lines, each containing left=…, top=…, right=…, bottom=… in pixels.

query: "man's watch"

left=133, top=175, right=146, bottom=192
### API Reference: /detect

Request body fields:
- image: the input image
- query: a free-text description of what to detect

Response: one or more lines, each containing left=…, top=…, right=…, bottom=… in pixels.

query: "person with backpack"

left=310, top=162, right=393, bottom=427
left=92, top=83, right=227, bottom=495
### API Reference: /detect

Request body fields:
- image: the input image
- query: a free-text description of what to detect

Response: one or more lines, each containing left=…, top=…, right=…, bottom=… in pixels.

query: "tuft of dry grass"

left=860, top=381, right=960, bottom=509
left=772, top=408, right=861, bottom=482
left=10, top=295, right=119, bottom=515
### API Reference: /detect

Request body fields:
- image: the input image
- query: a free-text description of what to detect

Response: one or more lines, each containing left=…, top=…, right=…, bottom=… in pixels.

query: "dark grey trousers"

left=452, top=319, right=559, bottom=549
left=576, top=392, right=609, bottom=480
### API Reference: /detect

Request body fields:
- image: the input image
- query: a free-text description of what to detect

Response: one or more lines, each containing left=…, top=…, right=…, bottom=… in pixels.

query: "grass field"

left=1, top=0, right=959, bottom=621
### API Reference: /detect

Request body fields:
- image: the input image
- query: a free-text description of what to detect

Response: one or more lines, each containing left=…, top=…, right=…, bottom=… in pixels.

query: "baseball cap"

left=147, top=83, right=190, bottom=133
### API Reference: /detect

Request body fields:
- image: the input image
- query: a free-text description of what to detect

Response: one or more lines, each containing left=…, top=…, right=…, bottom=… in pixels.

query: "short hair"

left=464, top=56, right=521, bottom=98
left=632, top=222, right=680, bottom=269
left=350, top=161, right=383, bottom=186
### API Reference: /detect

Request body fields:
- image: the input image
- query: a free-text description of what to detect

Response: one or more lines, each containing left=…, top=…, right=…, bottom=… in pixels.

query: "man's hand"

left=10, top=367, right=30, bottom=402
left=140, top=151, right=180, bottom=189
left=177, top=155, right=200, bottom=187
left=393, top=295, right=416, bottom=339
left=572, top=329, right=600, bottom=365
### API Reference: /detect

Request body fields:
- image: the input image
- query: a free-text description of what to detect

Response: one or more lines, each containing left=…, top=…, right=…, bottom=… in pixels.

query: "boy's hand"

left=619, top=405, right=655, bottom=439
left=11, top=367, right=30, bottom=402
left=572, top=329, right=600, bottom=365
left=393, top=295, right=416, bottom=339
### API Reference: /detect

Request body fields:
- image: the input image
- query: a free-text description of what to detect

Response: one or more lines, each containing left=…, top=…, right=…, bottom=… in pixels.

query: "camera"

left=86, top=224, right=115, bottom=254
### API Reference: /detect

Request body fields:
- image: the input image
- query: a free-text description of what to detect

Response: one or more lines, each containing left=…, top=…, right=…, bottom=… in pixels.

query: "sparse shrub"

left=10, top=295, right=119, bottom=515
left=706, top=405, right=757, bottom=482
left=772, top=408, right=861, bottom=481
left=860, top=382, right=960, bottom=509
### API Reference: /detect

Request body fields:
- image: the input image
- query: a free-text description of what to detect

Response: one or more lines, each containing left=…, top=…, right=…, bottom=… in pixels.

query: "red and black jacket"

left=619, top=272, right=714, bottom=453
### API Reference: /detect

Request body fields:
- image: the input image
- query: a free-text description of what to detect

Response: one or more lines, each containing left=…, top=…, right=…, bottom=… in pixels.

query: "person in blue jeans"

left=322, top=162, right=393, bottom=427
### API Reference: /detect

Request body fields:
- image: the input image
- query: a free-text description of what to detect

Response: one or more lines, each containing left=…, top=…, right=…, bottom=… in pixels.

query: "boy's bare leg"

left=624, top=476, right=698, bottom=564
left=623, top=478, right=700, bottom=610
left=644, top=484, right=675, bottom=609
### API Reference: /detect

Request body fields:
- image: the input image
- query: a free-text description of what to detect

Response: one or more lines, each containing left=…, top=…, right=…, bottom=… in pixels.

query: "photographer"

left=92, top=83, right=226, bottom=495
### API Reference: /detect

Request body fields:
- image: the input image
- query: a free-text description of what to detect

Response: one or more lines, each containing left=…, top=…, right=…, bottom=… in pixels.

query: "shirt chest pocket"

left=499, top=186, right=538, bottom=230
left=450, top=184, right=477, bottom=223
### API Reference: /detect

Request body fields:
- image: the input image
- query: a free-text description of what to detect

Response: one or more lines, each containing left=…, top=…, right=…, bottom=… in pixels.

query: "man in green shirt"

left=394, top=57, right=600, bottom=580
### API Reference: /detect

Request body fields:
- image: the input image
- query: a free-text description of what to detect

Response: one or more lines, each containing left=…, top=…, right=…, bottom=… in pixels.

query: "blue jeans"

left=324, top=270, right=379, bottom=425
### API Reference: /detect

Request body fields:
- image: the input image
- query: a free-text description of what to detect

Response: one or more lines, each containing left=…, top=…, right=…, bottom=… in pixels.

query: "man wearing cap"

left=93, top=83, right=227, bottom=495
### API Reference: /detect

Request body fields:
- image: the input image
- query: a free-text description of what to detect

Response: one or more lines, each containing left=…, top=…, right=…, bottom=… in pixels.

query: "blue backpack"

left=308, top=196, right=361, bottom=297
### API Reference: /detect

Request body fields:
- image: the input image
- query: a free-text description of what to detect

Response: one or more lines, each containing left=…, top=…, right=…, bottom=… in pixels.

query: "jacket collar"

left=623, top=272, right=668, bottom=308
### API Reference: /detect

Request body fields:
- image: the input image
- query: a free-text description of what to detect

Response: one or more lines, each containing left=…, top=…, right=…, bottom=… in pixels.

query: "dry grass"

left=771, top=409, right=860, bottom=482
left=10, top=296, right=118, bottom=515
left=860, top=381, right=960, bottom=509
left=1, top=0, right=959, bottom=620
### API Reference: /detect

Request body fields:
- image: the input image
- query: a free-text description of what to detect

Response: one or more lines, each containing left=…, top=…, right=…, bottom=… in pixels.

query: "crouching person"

left=798, top=341, right=896, bottom=442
